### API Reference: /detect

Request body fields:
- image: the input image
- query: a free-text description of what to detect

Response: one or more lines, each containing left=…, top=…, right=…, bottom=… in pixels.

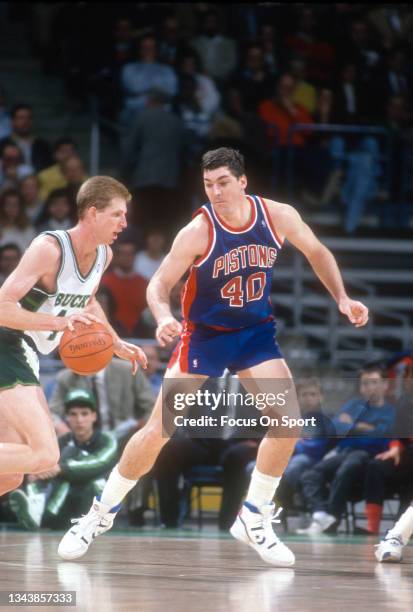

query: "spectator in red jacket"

left=102, top=240, right=148, bottom=337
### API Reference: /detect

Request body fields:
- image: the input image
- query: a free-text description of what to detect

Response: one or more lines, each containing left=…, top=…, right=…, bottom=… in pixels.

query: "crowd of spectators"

left=20, top=3, right=413, bottom=233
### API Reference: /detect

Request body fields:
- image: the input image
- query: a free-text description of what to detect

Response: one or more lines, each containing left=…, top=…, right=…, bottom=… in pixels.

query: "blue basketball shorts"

left=168, top=318, right=283, bottom=377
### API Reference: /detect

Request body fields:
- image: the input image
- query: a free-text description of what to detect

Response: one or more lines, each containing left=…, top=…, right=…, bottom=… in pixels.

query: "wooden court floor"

left=0, top=530, right=412, bottom=611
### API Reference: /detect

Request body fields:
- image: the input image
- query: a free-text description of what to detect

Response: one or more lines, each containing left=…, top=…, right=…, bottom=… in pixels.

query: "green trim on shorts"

left=0, top=329, right=40, bottom=389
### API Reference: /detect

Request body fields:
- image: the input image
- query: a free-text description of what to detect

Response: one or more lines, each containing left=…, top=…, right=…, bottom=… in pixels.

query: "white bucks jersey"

left=21, top=230, right=107, bottom=355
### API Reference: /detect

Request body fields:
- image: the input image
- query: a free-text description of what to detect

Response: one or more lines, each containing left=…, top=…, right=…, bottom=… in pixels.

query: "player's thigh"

left=238, top=358, right=300, bottom=423
left=237, top=357, right=293, bottom=379
left=0, top=384, right=58, bottom=452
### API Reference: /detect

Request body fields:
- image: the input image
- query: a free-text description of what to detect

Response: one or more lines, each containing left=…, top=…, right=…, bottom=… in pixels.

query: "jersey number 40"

left=220, top=272, right=266, bottom=307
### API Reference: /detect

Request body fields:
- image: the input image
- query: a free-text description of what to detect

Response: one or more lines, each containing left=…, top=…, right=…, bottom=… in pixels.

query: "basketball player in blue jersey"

left=0, top=176, right=147, bottom=500
left=59, top=148, right=368, bottom=566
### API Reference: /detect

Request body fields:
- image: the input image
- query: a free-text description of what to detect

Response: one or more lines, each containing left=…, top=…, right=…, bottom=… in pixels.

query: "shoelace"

left=250, top=506, right=283, bottom=544
left=70, top=510, right=109, bottom=535
left=374, top=535, right=403, bottom=549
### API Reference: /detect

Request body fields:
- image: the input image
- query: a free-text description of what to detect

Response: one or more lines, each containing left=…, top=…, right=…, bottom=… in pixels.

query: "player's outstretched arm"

left=266, top=199, right=369, bottom=327
left=0, top=235, right=98, bottom=332
left=147, top=215, right=209, bottom=346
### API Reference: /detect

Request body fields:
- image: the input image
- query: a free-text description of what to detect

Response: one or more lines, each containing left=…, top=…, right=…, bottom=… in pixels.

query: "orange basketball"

left=59, top=321, right=114, bottom=375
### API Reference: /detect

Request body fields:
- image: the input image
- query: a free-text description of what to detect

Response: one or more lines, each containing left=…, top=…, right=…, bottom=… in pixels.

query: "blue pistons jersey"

left=182, top=194, right=283, bottom=329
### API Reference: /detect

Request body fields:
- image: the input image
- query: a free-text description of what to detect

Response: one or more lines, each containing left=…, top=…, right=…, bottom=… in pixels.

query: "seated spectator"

left=19, top=174, right=44, bottom=224
left=360, top=365, right=413, bottom=535
left=0, top=104, right=52, bottom=172
left=37, top=138, right=77, bottom=201
left=120, top=32, right=178, bottom=120
left=259, top=73, right=313, bottom=149
left=0, top=142, right=33, bottom=192
left=0, top=242, right=21, bottom=285
left=230, top=43, right=273, bottom=113
left=290, top=56, right=317, bottom=116
left=36, top=188, right=74, bottom=232
left=8, top=389, right=118, bottom=529
left=49, top=357, right=154, bottom=442
left=60, top=155, right=88, bottom=214
left=259, top=23, right=280, bottom=76
left=283, top=6, right=335, bottom=85
left=0, top=188, right=36, bottom=252
left=332, top=62, right=369, bottom=125
left=176, top=49, right=221, bottom=115
left=0, top=85, right=12, bottom=139
left=191, top=9, right=237, bottom=84
left=342, top=18, right=381, bottom=85
left=155, top=436, right=261, bottom=530
left=133, top=229, right=166, bottom=281
left=297, top=363, right=395, bottom=535
left=371, top=49, right=413, bottom=121
left=276, top=378, right=336, bottom=512
left=102, top=240, right=148, bottom=337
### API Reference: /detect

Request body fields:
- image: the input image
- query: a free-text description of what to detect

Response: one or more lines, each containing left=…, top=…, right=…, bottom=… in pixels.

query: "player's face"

left=203, top=167, right=247, bottom=214
left=66, top=407, right=97, bottom=440
left=94, top=197, right=128, bottom=244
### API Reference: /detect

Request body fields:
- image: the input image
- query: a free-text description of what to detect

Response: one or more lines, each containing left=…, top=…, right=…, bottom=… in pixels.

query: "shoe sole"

left=230, top=518, right=295, bottom=567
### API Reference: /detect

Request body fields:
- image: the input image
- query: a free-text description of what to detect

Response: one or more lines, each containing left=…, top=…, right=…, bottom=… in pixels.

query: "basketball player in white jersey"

left=0, top=176, right=147, bottom=498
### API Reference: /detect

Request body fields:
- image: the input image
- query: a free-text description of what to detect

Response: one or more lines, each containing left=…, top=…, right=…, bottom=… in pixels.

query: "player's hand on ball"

left=59, top=312, right=103, bottom=332
left=338, top=298, right=369, bottom=327
left=113, top=339, right=147, bottom=374
left=156, top=317, right=183, bottom=347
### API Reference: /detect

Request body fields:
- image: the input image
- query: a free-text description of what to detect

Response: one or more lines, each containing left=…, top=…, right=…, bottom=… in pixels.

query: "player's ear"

left=240, top=175, right=247, bottom=190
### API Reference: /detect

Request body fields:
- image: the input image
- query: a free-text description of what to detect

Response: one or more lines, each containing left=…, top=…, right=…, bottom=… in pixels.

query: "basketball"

left=59, top=321, right=114, bottom=375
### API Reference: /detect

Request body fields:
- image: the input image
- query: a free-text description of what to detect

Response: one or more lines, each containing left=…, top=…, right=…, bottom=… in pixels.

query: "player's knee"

left=0, top=474, right=24, bottom=495
left=31, top=445, right=60, bottom=473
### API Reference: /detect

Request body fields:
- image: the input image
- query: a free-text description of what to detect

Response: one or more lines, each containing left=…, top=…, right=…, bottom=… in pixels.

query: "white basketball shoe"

left=375, top=534, right=405, bottom=563
left=230, top=501, right=295, bottom=567
left=58, top=497, right=120, bottom=560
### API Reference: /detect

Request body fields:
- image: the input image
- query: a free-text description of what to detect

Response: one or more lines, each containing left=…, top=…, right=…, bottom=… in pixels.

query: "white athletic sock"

left=99, top=465, right=138, bottom=509
left=387, top=504, right=413, bottom=545
left=246, top=468, right=281, bottom=509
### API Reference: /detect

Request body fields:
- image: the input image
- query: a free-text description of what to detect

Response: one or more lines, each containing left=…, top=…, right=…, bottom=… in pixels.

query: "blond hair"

left=76, top=176, right=131, bottom=218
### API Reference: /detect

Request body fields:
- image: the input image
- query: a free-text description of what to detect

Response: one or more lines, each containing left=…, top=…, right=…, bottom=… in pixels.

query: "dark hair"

left=296, top=377, right=323, bottom=393
left=359, top=362, right=387, bottom=379
left=10, top=104, right=33, bottom=118
left=0, top=188, right=29, bottom=229
left=201, top=147, right=245, bottom=178
left=53, top=137, right=76, bottom=153
left=0, top=242, right=21, bottom=258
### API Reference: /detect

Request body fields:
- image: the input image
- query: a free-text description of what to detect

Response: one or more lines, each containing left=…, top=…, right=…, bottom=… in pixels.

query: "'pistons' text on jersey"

left=182, top=195, right=283, bottom=328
